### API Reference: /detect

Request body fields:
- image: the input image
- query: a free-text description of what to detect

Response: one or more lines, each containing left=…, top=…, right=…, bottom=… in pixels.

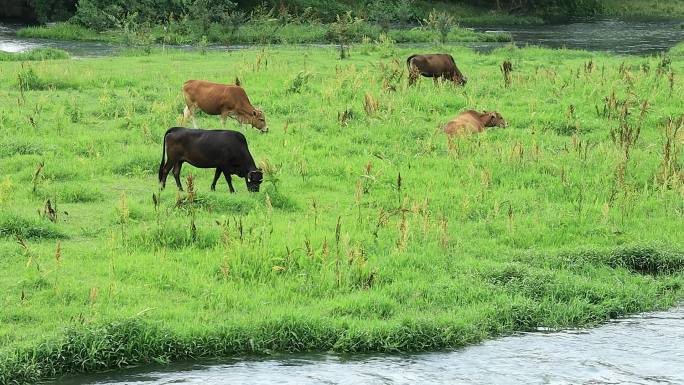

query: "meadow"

left=0, top=41, right=683, bottom=383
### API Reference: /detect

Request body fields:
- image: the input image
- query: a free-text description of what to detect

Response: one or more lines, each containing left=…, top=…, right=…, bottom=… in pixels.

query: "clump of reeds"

left=43, top=198, right=57, bottom=222
left=17, top=236, right=39, bottom=272
left=438, top=216, right=448, bottom=250
left=394, top=209, right=408, bottom=253
left=656, top=116, right=683, bottom=188
left=186, top=174, right=197, bottom=241
left=363, top=92, right=379, bottom=116
left=338, top=109, right=353, bottom=126
left=501, top=60, right=512, bottom=87
left=31, top=162, right=44, bottom=193
left=287, top=71, right=311, bottom=94
left=254, top=49, right=268, bottom=71
left=609, top=101, right=641, bottom=160
left=258, top=158, right=279, bottom=189
left=657, top=54, right=671, bottom=75
left=378, top=59, right=403, bottom=92
left=335, top=216, right=342, bottom=287
left=55, top=240, right=61, bottom=267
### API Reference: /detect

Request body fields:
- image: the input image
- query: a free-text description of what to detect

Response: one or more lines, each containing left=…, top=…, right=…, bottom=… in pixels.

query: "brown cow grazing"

left=443, top=110, right=507, bottom=136
left=407, top=54, right=467, bottom=86
left=159, top=127, right=263, bottom=193
left=182, top=80, right=268, bottom=132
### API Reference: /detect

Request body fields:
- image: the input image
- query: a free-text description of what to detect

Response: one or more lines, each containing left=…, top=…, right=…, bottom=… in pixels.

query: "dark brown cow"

left=407, top=54, right=467, bottom=86
left=159, top=127, right=263, bottom=193
left=182, top=80, right=268, bottom=132
left=443, top=110, right=507, bottom=136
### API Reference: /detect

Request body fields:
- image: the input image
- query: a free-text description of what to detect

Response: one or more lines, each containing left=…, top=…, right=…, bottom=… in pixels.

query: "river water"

left=471, top=18, right=684, bottom=55
left=53, top=306, right=684, bottom=385
left=2, top=19, right=684, bottom=57
left=0, top=23, right=122, bottom=56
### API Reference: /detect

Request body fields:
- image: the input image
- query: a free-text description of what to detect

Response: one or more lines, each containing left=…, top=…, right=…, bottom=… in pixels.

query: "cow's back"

left=444, top=111, right=484, bottom=135
left=183, top=80, right=250, bottom=116
left=410, top=54, right=455, bottom=74
left=165, top=127, right=253, bottom=168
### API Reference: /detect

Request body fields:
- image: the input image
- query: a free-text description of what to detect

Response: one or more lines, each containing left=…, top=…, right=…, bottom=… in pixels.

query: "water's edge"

left=52, top=306, right=684, bottom=385
left=2, top=18, right=684, bottom=57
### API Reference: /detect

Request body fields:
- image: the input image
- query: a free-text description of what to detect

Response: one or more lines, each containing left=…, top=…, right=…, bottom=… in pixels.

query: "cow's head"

left=452, top=73, right=467, bottom=86
left=250, top=109, right=268, bottom=133
left=246, top=169, right=264, bottom=192
left=482, top=111, right=507, bottom=128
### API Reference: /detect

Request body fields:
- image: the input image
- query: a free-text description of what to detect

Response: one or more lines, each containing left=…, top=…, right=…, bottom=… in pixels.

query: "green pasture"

left=0, top=43, right=683, bottom=383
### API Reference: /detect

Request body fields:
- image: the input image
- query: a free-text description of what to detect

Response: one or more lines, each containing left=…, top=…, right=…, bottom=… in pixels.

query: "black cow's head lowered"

left=246, top=169, right=264, bottom=192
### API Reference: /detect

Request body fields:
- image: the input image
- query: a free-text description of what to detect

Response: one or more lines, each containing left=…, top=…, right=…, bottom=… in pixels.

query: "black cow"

left=406, top=54, right=467, bottom=86
left=158, top=127, right=263, bottom=193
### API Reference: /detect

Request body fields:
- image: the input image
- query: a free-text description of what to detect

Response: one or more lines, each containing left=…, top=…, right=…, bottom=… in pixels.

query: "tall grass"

left=16, top=21, right=511, bottom=45
left=602, top=0, right=684, bottom=17
left=0, top=49, right=70, bottom=62
left=16, top=23, right=104, bottom=41
left=0, top=44, right=683, bottom=383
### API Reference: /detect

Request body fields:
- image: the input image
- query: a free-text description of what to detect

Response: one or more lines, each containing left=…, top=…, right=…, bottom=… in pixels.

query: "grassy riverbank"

left=16, top=21, right=512, bottom=45
left=0, top=48, right=69, bottom=61
left=671, top=41, right=684, bottom=56
left=1, top=44, right=683, bottom=384
left=603, top=0, right=684, bottom=18
left=14, top=0, right=684, bottom=46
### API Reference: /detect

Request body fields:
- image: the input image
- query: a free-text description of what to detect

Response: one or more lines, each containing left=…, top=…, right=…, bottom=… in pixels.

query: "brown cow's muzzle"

left=260, top=127, right=269, bottom=133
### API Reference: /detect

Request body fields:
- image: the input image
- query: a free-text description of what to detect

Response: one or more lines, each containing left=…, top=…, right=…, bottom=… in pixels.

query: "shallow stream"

left=2, top=19, right=684, bottom=57
left=53, top=306, right=684, bottom=385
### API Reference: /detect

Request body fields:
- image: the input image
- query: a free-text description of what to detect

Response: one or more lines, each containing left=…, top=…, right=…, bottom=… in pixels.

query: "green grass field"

left=0, top=43, right=683, bottom=383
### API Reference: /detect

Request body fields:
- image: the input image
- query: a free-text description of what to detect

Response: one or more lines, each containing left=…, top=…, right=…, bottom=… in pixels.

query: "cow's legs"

left=173, top=162, right=184, bottom=191
left=184, top=105, right=199, bottom=128
left=408, top=69, right=418, bottom=86
left=183, top=106, right=195, bottom=128
left=223, top=171, right=235, bottom=193
left=220, top=113, right=228, bottom=128
left=210, top=168, right=222, bottom=191
left=160, top=161, right=174, bottom=189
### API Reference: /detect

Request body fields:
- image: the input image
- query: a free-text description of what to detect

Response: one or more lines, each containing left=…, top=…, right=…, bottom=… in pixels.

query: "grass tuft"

left=0, top=210, right=66, bottom=240
left=0, top=48, right=70, bottom=62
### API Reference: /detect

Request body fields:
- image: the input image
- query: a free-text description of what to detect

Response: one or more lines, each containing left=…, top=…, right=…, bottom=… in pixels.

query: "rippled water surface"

left=0, top=23, right=121, bottom=56
left=474, top=18, right=684, bottom=55
left=2, top=19, right=684, bottom=57
left=54, top=306, right=684, bottom=385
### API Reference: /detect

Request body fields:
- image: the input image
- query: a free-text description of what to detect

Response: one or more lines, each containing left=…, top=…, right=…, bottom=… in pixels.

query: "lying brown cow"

left=407, top=54, right=467, bottom=86
left=443, top=110, right=507, bottom=136
left=182, top=80, right=268, bottom=132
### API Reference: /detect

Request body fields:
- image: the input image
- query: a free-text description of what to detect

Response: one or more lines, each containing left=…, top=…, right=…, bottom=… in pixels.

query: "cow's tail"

left=406, top=54, right=417, bottom=71
left=158, top=129, right=169, bottom=182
